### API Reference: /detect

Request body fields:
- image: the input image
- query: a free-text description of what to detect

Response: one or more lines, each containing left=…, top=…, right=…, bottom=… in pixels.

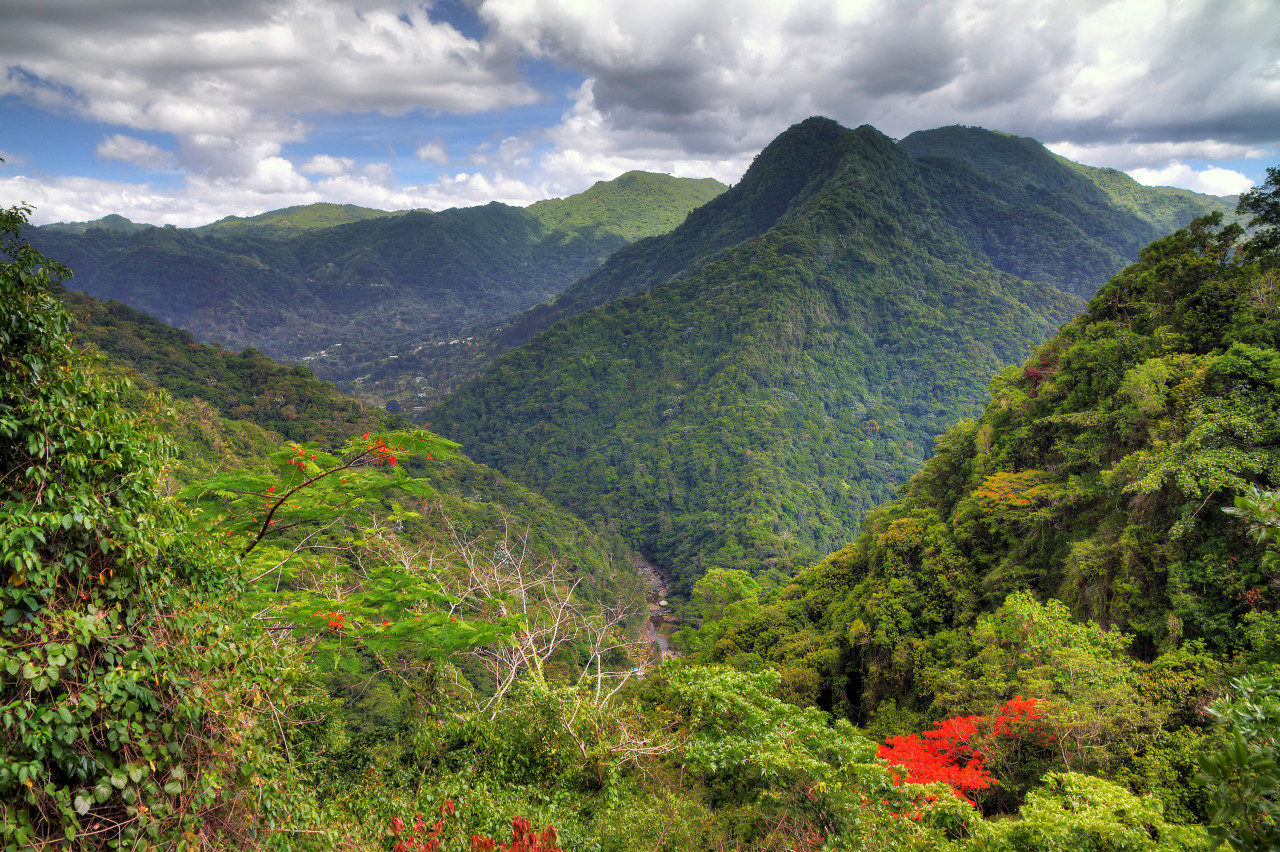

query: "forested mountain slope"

left=31, top=173, right=726, bottom=370
left=710, top=212, right=1279, bottom=721
left=60, top=289, right=643, bottom=607
left=431, top=118, right=1086, bottom=591
left=492, top=123, right=1232, bottom=355
left=898, top=126, right=1235, bottom=296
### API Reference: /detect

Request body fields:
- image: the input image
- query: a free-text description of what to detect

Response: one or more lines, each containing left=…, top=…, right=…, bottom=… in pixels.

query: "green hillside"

left=1061, top=159, right=1240, bottom=235
left=528, top=170, right=726, bottom=241
left=431, top=119, right=1083, bottom=592
left=684, top=206, right=1280, bottom=829
left=38, top=212, right=152, bottom=234
left=10, top=161, right=1279, bottom=852
left=897, top=126, right=1234, bottom=296
left=59, top=288, right=639, bottom=598
left=197, top=202, right=402, bottom=233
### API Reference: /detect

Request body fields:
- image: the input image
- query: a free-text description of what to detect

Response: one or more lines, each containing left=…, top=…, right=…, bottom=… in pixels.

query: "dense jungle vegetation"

left=3, top=143, right=1278, bottom=851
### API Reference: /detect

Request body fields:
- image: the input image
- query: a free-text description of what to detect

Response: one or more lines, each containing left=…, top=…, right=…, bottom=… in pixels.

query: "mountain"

left=196, top=202, right=402, bottom=233
left=488, top=125, right=1233, bottom=357
left=897, top=126, right=1235, bottom=296
left=30, top=173, right=727, bottom=376
left=59, top=287, right=643, bottom=606
left=38, top=212, right=152, bottom=234
left=363, top=123, right=1230, bottom=415
left=527, top=171, right=728, bottom=241
left=430, top=118, right=1098, bottom=592
left=709, top=211, right=1278, bottom=717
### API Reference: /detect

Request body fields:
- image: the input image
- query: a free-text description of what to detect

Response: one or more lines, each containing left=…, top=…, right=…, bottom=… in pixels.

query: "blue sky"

left=2, top=0, right=1277, bottom=226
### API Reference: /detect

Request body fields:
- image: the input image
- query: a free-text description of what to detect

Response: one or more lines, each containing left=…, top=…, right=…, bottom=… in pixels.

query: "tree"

left=1196, top=487, right=1280, bottom=850
left=0, top=204, right=317, bottom=848
left=877, top=697, right=1045, bottom=804
left=1238, top=165, right=1280, bottom=263
left=1224, top=484, right=1280, bottom=575
left=1197, top=676, right=1280, bottom=851
left=924, top=593, right=1164, bottom=807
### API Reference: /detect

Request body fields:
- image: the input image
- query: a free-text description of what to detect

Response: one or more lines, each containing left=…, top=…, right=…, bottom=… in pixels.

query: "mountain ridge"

left=30, top=172, right=727, bottom=369
left=429, top=118, right=1088, bottom=591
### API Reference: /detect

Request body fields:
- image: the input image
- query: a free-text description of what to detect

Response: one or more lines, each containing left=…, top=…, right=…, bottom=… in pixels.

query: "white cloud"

left=536, top=81, right=751, bottom=193
left=300, top=154, right=355, bottom=176
left=3, top=0, right=1277, bottom=222
left=415, top=141, right=448, bottom=164
left=478, top=0, right=1280, bottom=176
left=95, top=134, right=172, bottom=170
left=2, top=161, right=553, bottom=229
left=1045, top=139, right=1273, bottom=172
left=1128, top=163, right=1256, bottom=197
left=0, top=0, right=538, bottom=183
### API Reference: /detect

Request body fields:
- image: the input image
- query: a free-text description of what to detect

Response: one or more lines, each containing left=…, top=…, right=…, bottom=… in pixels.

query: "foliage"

left=1197, top=675, right=1280, bottom=851
left=0, top=203, right=321, bottom=848
left=183, top=430, right=452, bottom=557
left=968, top=772, right=1208, bottom=851
left=1237, top=166, right=1280, bottom=263
left=878, top=697, right=1045, bottom=802
left=693, top=209, right=1279, bottom=737
left=1224, top=485, right=1280, bottom=575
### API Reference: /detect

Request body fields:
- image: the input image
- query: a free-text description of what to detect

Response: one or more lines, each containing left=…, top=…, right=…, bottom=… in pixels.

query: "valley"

left=5, top=119, right=1279, bottom=851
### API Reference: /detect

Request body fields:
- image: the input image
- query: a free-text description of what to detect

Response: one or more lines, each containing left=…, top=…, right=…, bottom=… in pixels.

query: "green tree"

left=1195, top=486, right=1280, bottom=850
left=0, top=204, right=318, bottom=848
left=1197, top=676, right=1280, bottom=851
left=1238, top=166, right=1280, bottom=262
left=925, top=593, right=1164, bottom=807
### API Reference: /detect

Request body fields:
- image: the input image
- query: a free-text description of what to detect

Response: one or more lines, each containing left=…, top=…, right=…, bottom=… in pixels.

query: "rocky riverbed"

left=634, top=555, right=680, bottom=659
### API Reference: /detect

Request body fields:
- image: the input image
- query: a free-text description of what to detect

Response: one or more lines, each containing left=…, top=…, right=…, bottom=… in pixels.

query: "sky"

left=1, top=0, right=1277, bottom=227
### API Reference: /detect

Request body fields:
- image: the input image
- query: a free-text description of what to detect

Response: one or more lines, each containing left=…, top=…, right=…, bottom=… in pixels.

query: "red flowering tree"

left=877, top=696, right=1046, bottom=804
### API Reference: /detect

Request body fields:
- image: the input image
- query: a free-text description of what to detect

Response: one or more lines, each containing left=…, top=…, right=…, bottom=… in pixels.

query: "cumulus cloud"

left=479, top=0, right=1280, bottom=173
left=1045, top=139, right=1273, bottom=173
left=415, top=141, right=449, bottom=164
left=4, top=162, right=551, bottom=228
left=300, top=154, right=355, bottom=176
left=1, top=0, right=537, bottom=183
left=95, top=134, right=172, bottom=170
left=3, top=0, right=1277, bottom=221
left=1129, top=163, right=1256, bottom=197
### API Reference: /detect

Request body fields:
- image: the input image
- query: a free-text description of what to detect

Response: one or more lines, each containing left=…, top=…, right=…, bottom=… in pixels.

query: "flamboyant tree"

left=877, top=697, right=1046, bottom=803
